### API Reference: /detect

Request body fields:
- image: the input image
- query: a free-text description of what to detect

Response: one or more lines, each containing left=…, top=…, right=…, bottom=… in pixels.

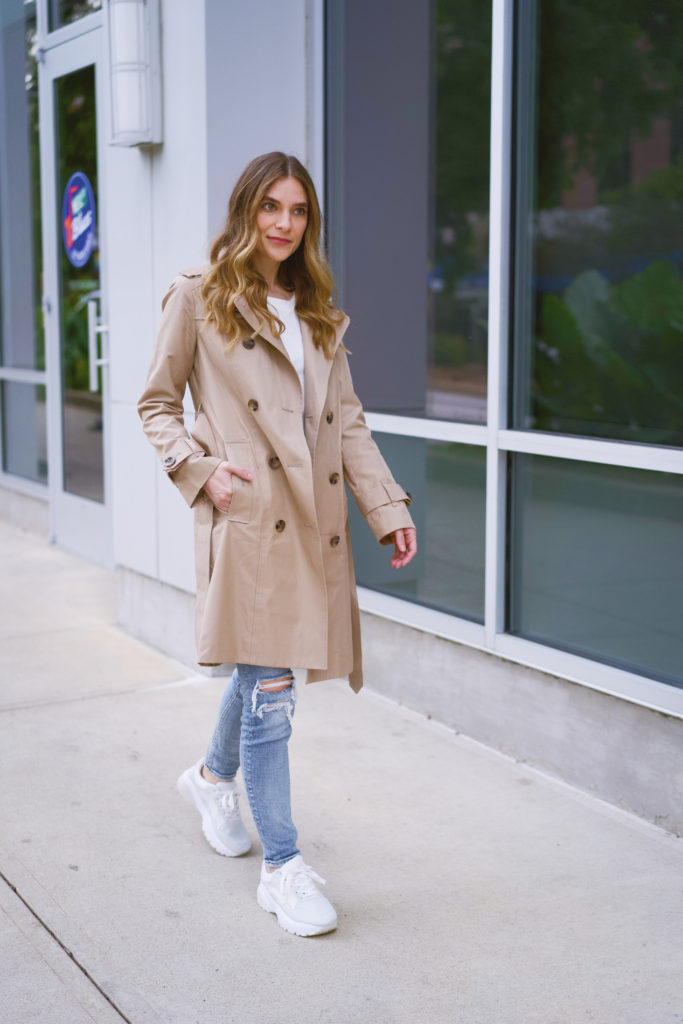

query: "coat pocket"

left=223, top=440, right=255, bottom=524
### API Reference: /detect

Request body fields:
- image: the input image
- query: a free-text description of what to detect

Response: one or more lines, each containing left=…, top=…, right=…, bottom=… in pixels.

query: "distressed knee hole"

left=258, top=674, right=294, bottom=693
left=250, top=674, right=296, bottom=719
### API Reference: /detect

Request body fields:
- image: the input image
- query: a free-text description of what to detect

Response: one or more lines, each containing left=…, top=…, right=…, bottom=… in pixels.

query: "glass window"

left=430, top=0, right=491, bottom=423
left=512, top=0, right=683, bottom=446
left=325, top=0, right=491, bottom=422
left=1, top=381, right=47, bottom=483
left=55, top=64, right=103, bottom=503
left=0, top=0, right=44, bottom=371
left=48, top=0, right=102, bottom=33
left=350, top=434, right=486, bottom=622
left=508, top=455, right=683, bottom=688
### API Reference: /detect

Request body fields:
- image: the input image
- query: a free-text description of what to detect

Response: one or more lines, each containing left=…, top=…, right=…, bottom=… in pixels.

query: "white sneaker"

left=177, top=760, right=251, bottom=857
left=257, top=854, right=338, bottom=936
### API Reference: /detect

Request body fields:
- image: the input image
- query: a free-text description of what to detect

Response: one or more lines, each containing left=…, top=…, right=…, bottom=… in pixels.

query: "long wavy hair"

left=201, top=152, right=345, bottom=358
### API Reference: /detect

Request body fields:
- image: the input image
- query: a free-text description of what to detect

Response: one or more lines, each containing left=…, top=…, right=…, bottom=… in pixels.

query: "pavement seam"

left=0, top=869, right=133, bottom=1024
left=0, top=674, right=209, bottom=713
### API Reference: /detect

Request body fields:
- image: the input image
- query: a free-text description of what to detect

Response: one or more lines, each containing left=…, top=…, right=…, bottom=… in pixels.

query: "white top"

left=267, top=293, right=305, bottom=406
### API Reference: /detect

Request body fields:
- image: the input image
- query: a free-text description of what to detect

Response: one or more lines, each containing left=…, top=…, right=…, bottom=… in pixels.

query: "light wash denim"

left=204, top=663, right=300, bottom=868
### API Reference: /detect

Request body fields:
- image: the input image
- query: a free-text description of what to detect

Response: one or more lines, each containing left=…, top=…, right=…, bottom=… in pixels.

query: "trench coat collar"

left=234, top=293, right=288, bottom=359
left=233, top=293, right=350, bottom=443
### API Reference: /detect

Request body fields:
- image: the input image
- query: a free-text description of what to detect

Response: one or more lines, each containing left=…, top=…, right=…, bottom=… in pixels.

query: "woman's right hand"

left=203, top=461, right=253, bottom=512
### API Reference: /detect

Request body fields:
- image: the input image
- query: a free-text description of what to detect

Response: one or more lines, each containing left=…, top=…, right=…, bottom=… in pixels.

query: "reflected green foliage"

left=50, top=0, right=102, bottom=31
left=433, top=331, right=481, bottom=368
left=536, top=0, right=682, bottom=208
left=431, top=0, right=491, bottom=392
left=435, top=0, right=491, bottom=290
left=534, top=262, right=683, bottom=444
left=523, top=0, right=683, bottom=443
left=62, top=279, right=98, bottom=391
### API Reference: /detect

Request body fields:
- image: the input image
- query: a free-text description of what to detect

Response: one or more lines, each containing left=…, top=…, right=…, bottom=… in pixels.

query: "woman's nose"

left=276, top=210, right=291, bottom=231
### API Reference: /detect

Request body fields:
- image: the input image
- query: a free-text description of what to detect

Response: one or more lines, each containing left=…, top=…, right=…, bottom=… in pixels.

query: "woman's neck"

left=252, top=252, right=291, bottom=299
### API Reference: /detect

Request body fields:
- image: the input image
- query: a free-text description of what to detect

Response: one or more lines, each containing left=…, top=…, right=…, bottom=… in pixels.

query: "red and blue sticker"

left=62, top=171, right=96, bottom=268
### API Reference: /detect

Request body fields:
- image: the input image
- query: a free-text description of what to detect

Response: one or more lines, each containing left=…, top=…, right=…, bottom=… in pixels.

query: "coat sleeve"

left=338, top=349, right=415, bottom=545
left=138, top=275, right=222, bottom=507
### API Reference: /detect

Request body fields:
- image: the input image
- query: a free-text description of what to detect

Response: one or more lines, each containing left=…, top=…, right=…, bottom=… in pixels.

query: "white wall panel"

left=156, top=467, right=196, bottom=593
left=109, top=0, right=208, bottom=579
left=106, top=148, right=155, bottom=409
left=111, top=401, right=157, bottom=577
left=151, top=0, right=209, bottom=294
left=204, top=0, right=309, bottom=238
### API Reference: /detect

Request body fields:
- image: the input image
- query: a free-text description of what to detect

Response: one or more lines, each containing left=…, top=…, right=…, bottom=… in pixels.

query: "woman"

left=138, top=152, right=417, bottom=937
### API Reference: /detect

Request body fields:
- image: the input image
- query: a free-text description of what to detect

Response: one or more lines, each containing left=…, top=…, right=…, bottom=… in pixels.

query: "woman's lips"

left=268, top=237, right=291, bottom=245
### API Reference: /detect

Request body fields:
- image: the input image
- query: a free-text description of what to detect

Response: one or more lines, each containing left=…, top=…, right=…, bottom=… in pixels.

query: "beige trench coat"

left=138, top=267, right=414, bottom=692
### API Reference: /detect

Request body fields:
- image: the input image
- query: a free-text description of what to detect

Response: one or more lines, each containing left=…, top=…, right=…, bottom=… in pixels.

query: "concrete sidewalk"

left=1, top=519, right=682, bottom=1024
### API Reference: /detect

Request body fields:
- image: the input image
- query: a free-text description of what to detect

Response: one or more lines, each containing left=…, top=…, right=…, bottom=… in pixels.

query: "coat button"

left=248, top=399, right=259, bottom=411
left=275, top=520, right=286, bottom=532
left=268, top=456, right=281, bottom=469
left=329, top=472, right=340, bottom=485
left=326, top=411, right=334, bottom=424
left=242, top=337, right=256, bottom=349
left=163, top=455, right=176, bottom=466
left=330, top=535, right=340, bottom=547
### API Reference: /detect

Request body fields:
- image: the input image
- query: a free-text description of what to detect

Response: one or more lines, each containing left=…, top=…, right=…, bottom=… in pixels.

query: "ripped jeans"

left=204, top=664, right=299, bottom=868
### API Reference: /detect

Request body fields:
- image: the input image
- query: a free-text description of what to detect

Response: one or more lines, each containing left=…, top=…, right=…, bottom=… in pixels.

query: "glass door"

left=40, top=21, right=112, bottom=563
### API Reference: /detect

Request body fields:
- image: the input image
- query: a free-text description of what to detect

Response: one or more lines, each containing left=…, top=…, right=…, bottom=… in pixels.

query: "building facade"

left=1, top=0, right=682, bottom=830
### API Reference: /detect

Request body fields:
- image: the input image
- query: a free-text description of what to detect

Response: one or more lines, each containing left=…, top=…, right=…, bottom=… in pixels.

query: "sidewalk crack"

left=0, top=870, right=133, bottom=1024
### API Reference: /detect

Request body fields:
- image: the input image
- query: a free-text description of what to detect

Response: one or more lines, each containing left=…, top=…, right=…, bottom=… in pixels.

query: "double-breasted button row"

left=326, top=411, right=334, bottom=424
left=242, top=337, right=256, bottom=349
left=275, top=520, right=286, bottom=533
left=330, top=535, right=340, bottom=547
left=329, top=472, right=340, bottom=485
left=269, top=456, right=281, bottom=469
left=248, top=398, right=258, bottom=411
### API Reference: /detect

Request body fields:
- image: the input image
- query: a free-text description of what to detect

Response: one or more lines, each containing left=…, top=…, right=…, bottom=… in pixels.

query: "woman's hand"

left=203, top=461, right=253, bottom=512
left=389, top=527, right=417, bottom=569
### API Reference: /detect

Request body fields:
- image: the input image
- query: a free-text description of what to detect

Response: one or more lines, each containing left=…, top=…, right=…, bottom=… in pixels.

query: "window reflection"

left=0, top=0, right=44, bottom=372
left=48, top=0, right=102, bottom=32
left=350, top=435, right=486, bottom=622
left=1, top=382, right=47, bottom=484
left=512, top=0, right=683, bottom=446
left=55, top=65, right=104, bottom=503
left=429, top=0, right=491, bottom=423
left=509, top=455, right=683, bottom=688
left=325, top=0, right=491, bottom=423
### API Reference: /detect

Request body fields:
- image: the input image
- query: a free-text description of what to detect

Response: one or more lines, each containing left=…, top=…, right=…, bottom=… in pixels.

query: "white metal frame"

left=36, top=3, right=113, bottom=562
left=355, top=0, right=683, bottom=722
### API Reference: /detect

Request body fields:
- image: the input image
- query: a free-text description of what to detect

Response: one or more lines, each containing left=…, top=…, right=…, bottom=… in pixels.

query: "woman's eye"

left=294, top=208, right=307, bottom=216
left=262, top=202, right=275, bottom=211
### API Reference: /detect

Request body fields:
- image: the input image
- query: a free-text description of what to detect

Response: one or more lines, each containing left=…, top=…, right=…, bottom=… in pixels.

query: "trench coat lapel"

left=235, top=293, right=350, bottom=449
left=233, top=294, right=288, bottom=360
left=301, top=316, right=343, bottom=451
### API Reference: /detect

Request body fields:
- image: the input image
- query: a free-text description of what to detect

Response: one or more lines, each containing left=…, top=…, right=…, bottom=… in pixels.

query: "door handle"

left=87, top=297, right=109, bottom=393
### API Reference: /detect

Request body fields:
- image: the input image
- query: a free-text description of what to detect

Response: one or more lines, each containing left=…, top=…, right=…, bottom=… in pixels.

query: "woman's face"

left=254, top=176, right=309, bottom=265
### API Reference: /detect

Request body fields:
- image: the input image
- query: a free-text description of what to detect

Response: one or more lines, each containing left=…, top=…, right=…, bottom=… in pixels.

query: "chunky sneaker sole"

left=256, top=882, right=337, bottom=936
left=177, top=763, right=251, bottom=858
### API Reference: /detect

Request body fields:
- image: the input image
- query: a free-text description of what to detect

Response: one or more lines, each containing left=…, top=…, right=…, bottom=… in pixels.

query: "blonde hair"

left=201, top=152, right=346, bottom=358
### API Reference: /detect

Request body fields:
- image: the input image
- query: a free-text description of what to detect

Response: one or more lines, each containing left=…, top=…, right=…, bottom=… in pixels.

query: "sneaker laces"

left=277, top=858, right=326, bottom=901
left=216, top=787, right=240, bottom=818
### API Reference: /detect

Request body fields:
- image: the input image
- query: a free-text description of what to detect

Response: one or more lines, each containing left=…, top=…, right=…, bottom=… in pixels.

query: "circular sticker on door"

left=62, top=171, right=96, bottom=268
